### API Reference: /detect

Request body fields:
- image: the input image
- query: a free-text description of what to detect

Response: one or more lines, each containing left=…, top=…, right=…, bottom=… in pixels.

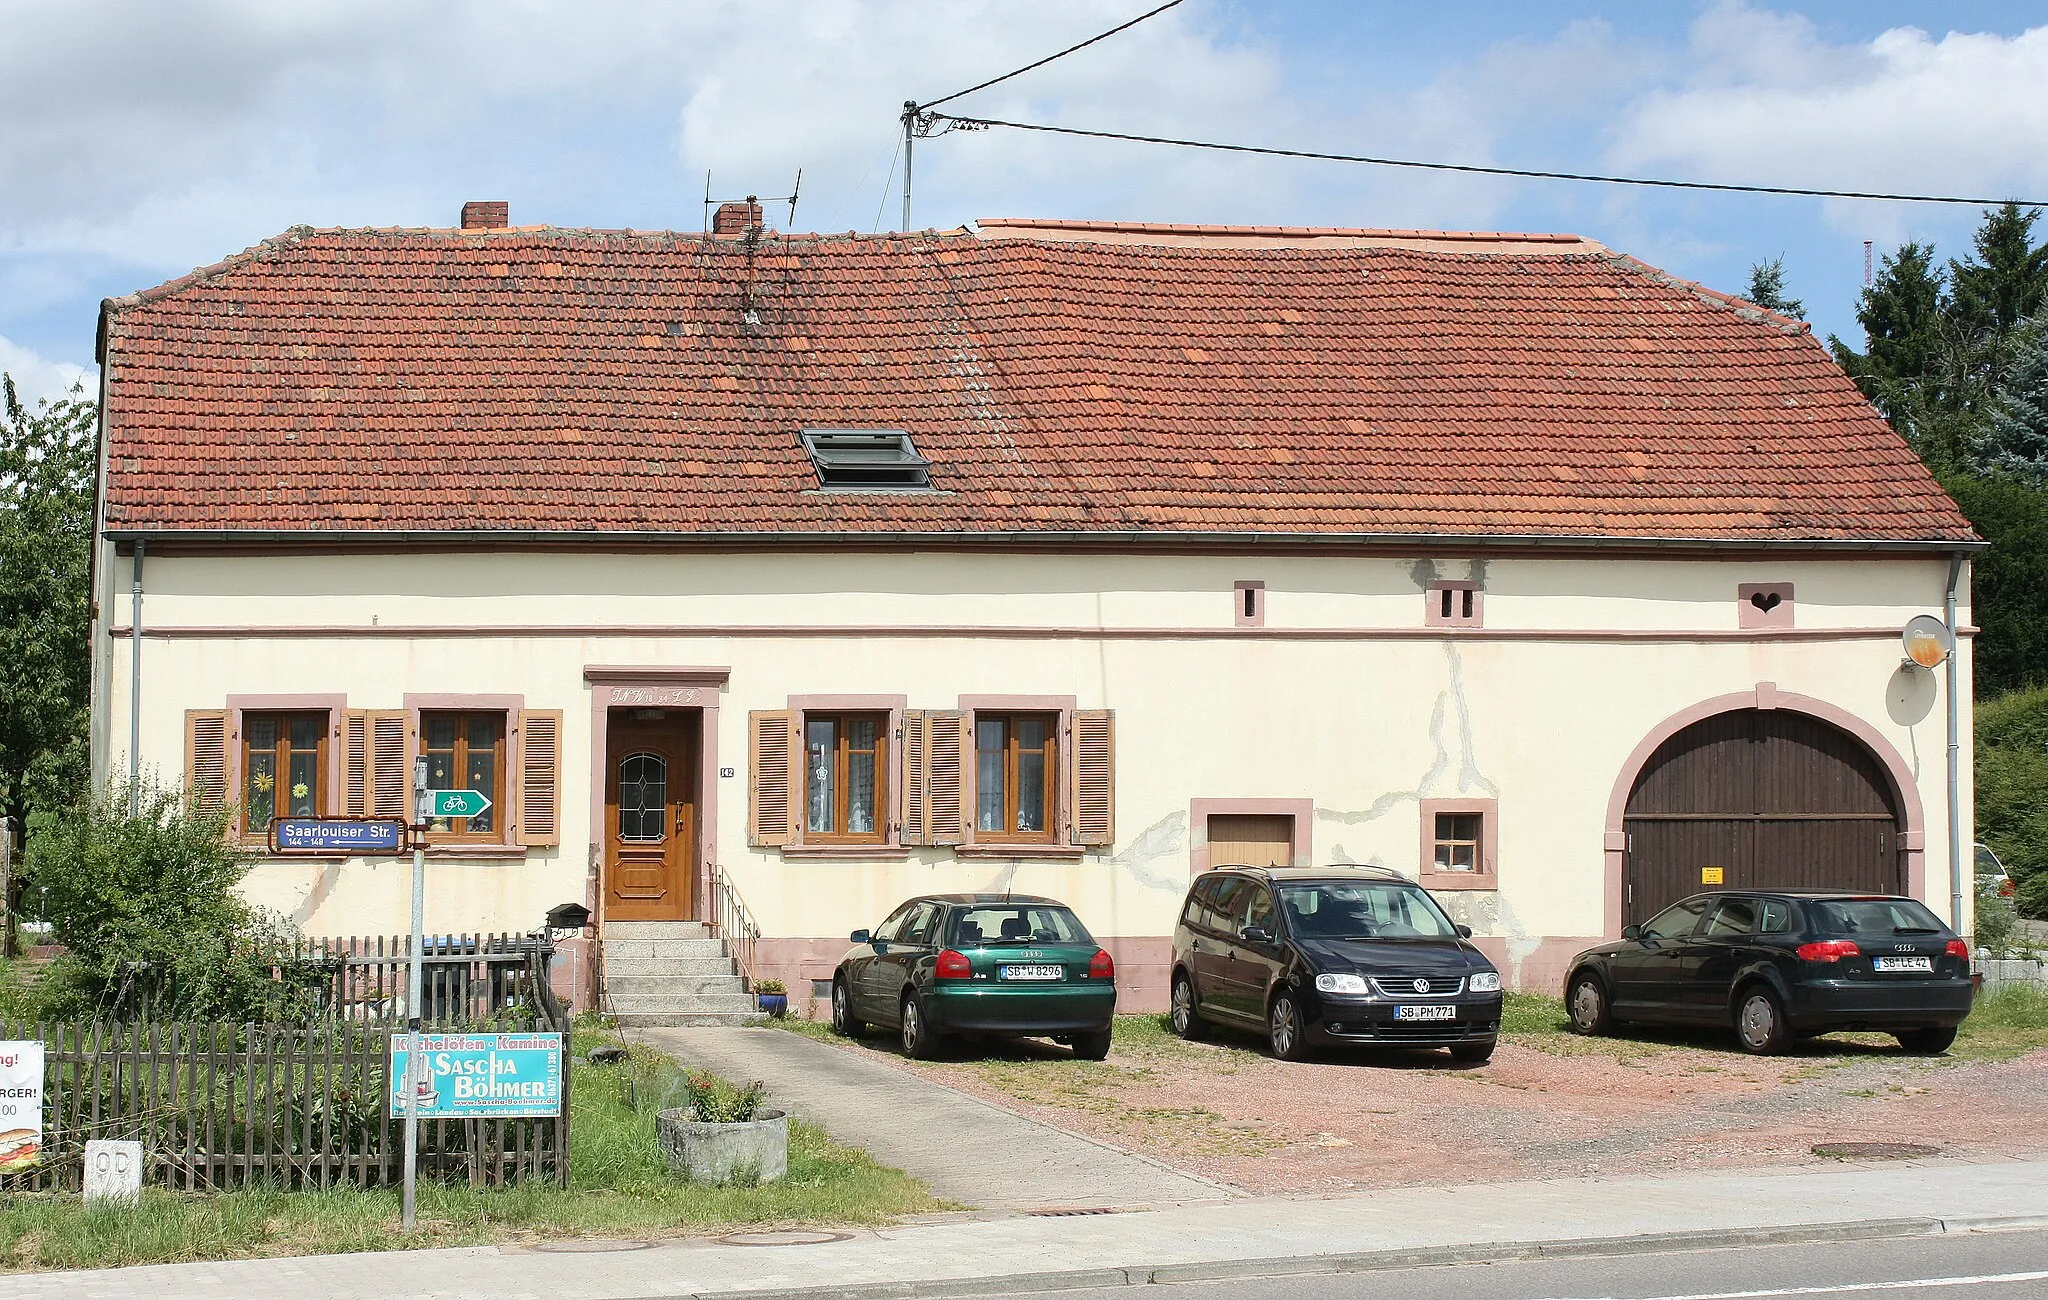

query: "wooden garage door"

left=1206, top=814, right=1295, bottom=869
left=1622, top=709, right=1902, bottom=925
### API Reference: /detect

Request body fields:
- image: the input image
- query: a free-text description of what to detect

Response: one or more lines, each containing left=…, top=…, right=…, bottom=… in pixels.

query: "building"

left=88, top=205, right=1979, bottom=1017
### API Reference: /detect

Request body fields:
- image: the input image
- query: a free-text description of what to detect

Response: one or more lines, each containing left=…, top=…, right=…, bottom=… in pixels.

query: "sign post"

left=402, top=757, right=428, bottom=1232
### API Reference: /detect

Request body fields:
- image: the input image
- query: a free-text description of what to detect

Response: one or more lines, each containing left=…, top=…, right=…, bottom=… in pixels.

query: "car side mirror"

left=1455, top=924, right=1473, bottom=939
left=850, top=929, right=872, bottom=945
left=1239, top=926, right=1274, bottom=945
left=1621, top=924, right=1643, bottom=943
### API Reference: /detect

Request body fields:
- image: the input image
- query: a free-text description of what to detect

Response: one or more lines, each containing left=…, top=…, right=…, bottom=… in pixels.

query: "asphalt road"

left=939, top=1228, right=2048, bottom=1300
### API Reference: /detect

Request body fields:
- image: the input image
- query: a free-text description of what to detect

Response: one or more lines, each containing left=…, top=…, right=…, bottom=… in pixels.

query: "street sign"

left=273, top=818, right=406, bottom=853
left=390, top=1032, right=564, bottom=1118
left=427, top=790, right=492, bottom=819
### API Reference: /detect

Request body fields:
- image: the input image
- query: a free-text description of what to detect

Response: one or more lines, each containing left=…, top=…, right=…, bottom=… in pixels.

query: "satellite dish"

left=1902, top=614, right=1954, bottom=668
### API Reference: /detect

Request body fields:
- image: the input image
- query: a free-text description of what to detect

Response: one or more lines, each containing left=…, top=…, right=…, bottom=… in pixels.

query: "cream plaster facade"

left=87, top=544, right=1974, bottom=1008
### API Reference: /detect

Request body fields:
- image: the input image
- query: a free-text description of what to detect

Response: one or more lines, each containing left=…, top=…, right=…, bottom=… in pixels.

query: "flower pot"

left=757, top=992, right=788, bottom=1017
left=656, top=1108, right=788, bottom=1185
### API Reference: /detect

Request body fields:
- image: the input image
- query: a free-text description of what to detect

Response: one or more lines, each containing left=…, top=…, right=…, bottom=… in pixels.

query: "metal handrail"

left=708, top=863, right=761, bottom=992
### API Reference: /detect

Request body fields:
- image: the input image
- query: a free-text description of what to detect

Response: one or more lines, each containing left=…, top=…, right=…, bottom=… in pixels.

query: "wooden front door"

left=605, top=712, right=698, bottom=922
left=1207, top=814, right=1295, bottom=869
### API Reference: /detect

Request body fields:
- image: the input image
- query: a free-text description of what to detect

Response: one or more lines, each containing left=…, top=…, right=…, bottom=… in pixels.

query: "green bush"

left=1976, top=687, right=2048, bottom=919
left=22, top=780, right=325, bottom=1021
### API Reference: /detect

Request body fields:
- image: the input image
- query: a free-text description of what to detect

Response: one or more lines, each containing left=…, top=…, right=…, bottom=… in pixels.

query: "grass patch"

left=0, top=1022, right=936, bottom=1272
left=1951, top=983, right=2048, bottom=1063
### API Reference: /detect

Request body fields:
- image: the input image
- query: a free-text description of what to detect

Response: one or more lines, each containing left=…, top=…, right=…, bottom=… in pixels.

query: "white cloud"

left=0, top=335, right=94, bottom=409
left=1608, top=3, right=2048, bottom=240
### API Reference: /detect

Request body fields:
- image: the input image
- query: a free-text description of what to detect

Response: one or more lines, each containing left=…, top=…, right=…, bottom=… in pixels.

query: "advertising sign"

left=390, top=1032, right=563, bottom=1118
left=273, top=818, right=406, bottom=853
left=0, top=1041, right=44, bottom=1172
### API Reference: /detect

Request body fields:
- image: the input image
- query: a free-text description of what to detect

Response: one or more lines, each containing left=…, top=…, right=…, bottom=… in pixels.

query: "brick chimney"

left=712, top=200, right=764, bottom=237
left=461, top=200, right=510, bottom=230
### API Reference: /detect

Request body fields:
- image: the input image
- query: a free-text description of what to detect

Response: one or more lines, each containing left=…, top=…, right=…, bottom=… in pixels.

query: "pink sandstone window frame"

left=404, top=692, right=526, bottom=853
left=958, top=693, right=1079, bottom=855
left=1234, top=580, right=1266, bottom=628
left=1426, top=581, right=1483, bottom=628
left=1737, top=582, right=1795, bottom=629
left=784, top=694, right=909, bottom=858
left=1418, top=797, right=1500, bottom=890
left=225, top=693, right=349, bottom=848
left=1188, top=797, right=1315, bottom=874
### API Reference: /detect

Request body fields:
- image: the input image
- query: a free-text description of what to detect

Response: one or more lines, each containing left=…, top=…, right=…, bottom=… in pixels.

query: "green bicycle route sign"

left=427, top=790, right=492, bottom=818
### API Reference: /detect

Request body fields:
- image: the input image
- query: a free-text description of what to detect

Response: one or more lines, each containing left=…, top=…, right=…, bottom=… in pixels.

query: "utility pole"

left=402, top=755, right=428, bottom=1230
left=901, top=101, right=917, bottom=232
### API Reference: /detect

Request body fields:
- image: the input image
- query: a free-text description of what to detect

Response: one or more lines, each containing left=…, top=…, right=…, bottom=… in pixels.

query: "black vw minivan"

left=1169, top=866, right=1504, bottom=1061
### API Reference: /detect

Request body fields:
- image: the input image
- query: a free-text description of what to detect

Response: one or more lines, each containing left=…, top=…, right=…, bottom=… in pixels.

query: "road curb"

left=665, top=1212, right=2048, bottom=1300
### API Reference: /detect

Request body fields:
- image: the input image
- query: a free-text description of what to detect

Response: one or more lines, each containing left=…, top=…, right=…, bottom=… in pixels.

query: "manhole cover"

left=533, top=1239, right=655, bottom=1253
left=719, top=1231, right=852, bottom=1247
left=1811, top=1142, right=1942, bottom=1160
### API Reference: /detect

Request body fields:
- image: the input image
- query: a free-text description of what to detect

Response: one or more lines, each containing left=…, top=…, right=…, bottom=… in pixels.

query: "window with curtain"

left=974, top=712, right=1057, bottom=841
left=423, top=711, right=505, bottom=840
left=243, top=712, right=326, bottom=837
left=805, top=712, right=887, bottom=842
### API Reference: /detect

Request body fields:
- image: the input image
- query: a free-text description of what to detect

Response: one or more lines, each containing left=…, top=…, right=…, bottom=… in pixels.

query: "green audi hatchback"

left=831, top=894, right=1118, bottom=1059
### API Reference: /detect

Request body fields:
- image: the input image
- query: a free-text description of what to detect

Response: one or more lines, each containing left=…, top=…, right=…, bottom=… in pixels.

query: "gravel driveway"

left=778, top=1006, right=2048, bottom=1195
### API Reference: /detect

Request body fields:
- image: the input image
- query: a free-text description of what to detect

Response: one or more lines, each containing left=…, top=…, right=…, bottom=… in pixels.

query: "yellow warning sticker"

left=1701, top=866, right=1725, bottom=885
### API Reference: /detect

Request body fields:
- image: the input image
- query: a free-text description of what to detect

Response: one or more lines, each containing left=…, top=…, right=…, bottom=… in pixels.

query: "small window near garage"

left=243, top=712, right=327, bottom=837
left=422, top=711, right=506, bottom=841
left=1738, top=582, right=1794, bottom=629
left=1426, top=581, right=1482, bottom=628
left=974, top=712, right=1059, bottom=842
left=1235, top=580, right=1266, bottom=627
left=804, top=712, right=889, bottom=843
left=800, top=428, right=932, bottom=491
left=1419, top=797, right=1498, bottom=889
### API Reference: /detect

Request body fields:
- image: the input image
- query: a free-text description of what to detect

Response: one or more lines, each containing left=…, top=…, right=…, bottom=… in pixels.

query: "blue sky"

left=4, top=0, right=2047, bottom=404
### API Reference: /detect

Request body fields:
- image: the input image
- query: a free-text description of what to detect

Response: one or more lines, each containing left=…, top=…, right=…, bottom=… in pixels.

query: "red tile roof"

left=98, top=221, right=1974, bottom=544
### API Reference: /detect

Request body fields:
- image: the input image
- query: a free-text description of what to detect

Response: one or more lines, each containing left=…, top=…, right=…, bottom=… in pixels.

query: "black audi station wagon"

left=1169, top=866, right=1504, bottom=1062
left=1563, top=890, right=1974, bottom=1055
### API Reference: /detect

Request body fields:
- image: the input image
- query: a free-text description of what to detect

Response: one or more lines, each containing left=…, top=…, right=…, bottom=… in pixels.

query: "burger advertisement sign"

left=0, top=1041, right=44, bottom=1172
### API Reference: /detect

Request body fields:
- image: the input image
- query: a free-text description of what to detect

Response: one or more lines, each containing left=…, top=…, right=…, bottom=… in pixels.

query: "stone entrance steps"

left=602, top=920, right=764, bottom=1027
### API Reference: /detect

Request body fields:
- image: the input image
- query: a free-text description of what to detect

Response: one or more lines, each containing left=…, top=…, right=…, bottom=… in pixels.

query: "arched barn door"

left=1622, top=708, right=1903, bottom=925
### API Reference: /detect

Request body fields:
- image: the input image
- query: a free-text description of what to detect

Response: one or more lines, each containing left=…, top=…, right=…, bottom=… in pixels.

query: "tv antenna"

left=702, top=170, right=802, bottom=233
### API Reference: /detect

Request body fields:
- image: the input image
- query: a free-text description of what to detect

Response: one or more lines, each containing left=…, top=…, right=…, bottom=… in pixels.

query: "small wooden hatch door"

left=1206, top=814, right=1295, bottom=870
left=604, top=712, right=698, bottom=922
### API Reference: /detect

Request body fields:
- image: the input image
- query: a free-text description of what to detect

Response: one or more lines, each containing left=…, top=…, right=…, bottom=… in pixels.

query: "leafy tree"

left=1744, top=255, right=1804, bottom=319
left=1973, top=318, right=2048, bottom=480
left=1975, top=686, right=2048, bottom=919
left=1942, top=473, right=2048, bottom=696
left=0, top=373, right=96, bottom=841
left=24, top=779, right=326, bottom=1021
left=1831, top=242, right=1976, bottom=466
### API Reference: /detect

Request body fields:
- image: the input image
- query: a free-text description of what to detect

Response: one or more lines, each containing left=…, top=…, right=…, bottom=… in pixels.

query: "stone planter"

left=656, top=1108, right=788, bottom=1185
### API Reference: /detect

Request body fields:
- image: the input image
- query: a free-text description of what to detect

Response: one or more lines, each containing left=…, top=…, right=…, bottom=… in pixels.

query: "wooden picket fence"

left=0, top=1020, right=569, bottom=1193
left=289, top=932, right=561, bottom=1027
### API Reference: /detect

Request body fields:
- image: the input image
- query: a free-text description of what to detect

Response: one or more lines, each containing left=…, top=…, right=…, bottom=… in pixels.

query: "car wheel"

left=1449, top=1039, right=1495, bottom=1064
left=1072, top=1029, right=1113, bottom=1061
left=831, top=979, right=865, bottom=1039
left=1268, top=992, right=1311, bottom=1061
left=900, top=994, right=942, bottom=1060
left=1896, top=1026, right=1958, bottom=1055
left=1733, top=986, right=1791, bottom=1056
left=1568, top=973, right=1614, bottom=1036
left=1170, top=975, right=1209, bottom=1041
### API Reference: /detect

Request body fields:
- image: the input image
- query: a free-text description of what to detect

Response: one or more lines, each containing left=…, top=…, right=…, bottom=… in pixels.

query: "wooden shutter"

left=516, top=709, right=563, bottom=847
left=1072, top=709, right=1115, bottom=847
left=924, top=710, right=968, bottom=846
left=901, top=711, right=929, bottom=845
left=750, top=710, right=798, bottom=847
left=185, top=709, right=228, bottom=811
left=362, top=710, right=409, bottom=820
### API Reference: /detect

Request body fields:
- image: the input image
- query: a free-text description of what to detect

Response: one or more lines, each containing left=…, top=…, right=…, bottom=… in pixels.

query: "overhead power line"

left=919, top=0, right=1185, bottom=113
left=921, top=112, right=2047, bottom=209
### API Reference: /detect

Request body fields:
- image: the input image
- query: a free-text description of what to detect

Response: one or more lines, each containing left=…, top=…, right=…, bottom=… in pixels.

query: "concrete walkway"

left=6, top=1158, right=2046, bottom=1300
left=638, top=1025, right=1232, bottom=1210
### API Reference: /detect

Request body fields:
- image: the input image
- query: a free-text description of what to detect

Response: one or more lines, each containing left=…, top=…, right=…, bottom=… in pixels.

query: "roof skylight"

left=800, top=428, right=933, bottom=491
